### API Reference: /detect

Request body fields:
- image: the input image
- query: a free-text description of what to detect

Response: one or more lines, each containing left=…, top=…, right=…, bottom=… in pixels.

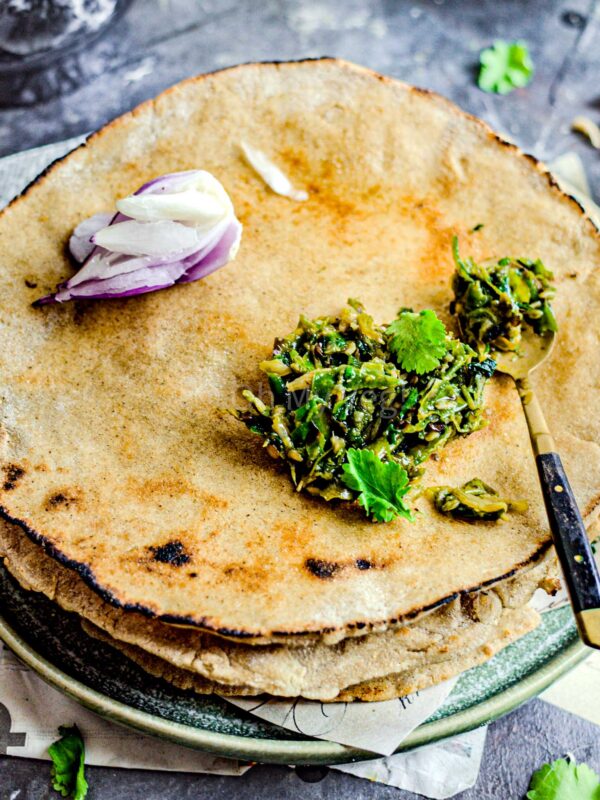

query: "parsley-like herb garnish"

left=478, top=40, right=534, bottom=95
left=341, top=448, right=413, bottom=523
left=48, top=725, right=88, bottom=800
left=527, top=757, right=600, bottom=800
left=386, top=309, right=448, bottom=375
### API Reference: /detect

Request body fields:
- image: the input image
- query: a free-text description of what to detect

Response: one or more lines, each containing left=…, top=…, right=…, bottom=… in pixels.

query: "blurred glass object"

left=0, top=1, right=117, bottom=61
left=0, top=1, right=129, bottom=106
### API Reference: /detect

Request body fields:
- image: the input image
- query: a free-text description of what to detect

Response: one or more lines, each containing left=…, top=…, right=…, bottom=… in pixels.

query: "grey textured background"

left=0, top=0, right=598, bottom=198
left=1, top=701, right=600, bottom=798
left=0, top=0, right=599, bottom=797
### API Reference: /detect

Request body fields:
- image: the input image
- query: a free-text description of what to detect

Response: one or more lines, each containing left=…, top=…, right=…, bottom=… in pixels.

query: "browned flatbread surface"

left=0, top=59, right=598, bottom=641
left=0, top=518, right=551, bottom=700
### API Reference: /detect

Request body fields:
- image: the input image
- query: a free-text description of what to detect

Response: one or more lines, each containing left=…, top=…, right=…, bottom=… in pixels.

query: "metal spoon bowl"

left=493, top=327, right=556, bottom=381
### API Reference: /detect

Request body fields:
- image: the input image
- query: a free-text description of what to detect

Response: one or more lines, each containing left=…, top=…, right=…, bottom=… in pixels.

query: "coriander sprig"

left=478, top=40, right=534, bottom=95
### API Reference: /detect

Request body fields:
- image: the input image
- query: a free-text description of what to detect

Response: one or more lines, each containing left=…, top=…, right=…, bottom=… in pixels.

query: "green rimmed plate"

left=0, top=563, right=588, bottom=764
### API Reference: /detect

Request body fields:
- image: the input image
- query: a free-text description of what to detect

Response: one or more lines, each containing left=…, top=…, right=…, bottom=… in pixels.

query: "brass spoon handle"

left=518, top=377, right=600, bottom=649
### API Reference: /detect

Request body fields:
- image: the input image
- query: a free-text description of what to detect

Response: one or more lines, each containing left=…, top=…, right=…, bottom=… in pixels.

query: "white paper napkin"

left=0, top=642, right=249, bottom=775
left=333, top=726, right=488, bottom=800
left=226, top=679, right=458, bottom=757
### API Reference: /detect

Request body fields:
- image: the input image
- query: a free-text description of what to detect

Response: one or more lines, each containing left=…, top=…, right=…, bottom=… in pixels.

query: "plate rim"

left=0, top=608, right=589, bottom=765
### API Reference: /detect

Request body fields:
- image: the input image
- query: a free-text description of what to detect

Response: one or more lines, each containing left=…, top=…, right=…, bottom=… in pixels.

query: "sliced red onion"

left=39, top=220, right=242, bottom=304
left=241, top=141, right=308, bottom=202
left=35, top=170, right=242, bottom=305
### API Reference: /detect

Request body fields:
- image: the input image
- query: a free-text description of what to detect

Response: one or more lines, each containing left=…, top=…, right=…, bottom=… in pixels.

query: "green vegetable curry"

left=427, top=478, right=528, bottom=522
left=451, top=236, right=557, bottom=357
left=232, top=300, right=495, bottom=522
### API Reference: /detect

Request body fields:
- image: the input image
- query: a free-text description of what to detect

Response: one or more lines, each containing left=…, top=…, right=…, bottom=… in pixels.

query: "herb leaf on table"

left=48, top=725, right=88, bottom=800
left=527, top=757, right=600, bottom=800
left=478, top=40, right=534, bottom=94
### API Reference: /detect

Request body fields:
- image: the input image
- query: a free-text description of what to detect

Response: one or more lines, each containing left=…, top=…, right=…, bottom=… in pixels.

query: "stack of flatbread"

left=0, top=60, right=598, bottom=702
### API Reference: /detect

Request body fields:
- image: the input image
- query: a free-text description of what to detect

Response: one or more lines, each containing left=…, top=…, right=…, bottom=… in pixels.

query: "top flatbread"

left=0, top=59, right=598, bottom=640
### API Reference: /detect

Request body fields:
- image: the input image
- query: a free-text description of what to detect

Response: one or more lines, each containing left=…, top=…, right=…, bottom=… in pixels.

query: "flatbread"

left=0, top=59, right=598, bottom=642
left=81, top=607, right=539, bottom=703
left=0, top=518, right=556, bottom=700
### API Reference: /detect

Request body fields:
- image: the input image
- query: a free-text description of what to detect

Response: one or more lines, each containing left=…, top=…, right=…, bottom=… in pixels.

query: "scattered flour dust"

left=287, top=4, right=375, bottom=36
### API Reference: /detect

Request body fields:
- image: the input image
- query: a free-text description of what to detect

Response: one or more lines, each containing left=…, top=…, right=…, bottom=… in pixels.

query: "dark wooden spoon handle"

left=537, top=452, right=600, bottom=648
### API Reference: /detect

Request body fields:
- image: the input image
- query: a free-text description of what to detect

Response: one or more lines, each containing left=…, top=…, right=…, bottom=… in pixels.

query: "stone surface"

left=1, top=700, right=599, bottom=798
left=0, top=0, right=598, bottom=197
left=0, top=0, right=599, bottom=797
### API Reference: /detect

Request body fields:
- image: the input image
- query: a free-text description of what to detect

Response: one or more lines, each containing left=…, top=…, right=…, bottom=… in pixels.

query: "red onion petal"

left=51, top=263, right=186, bottom=302
left=179, top=219, right=242, bottom=283
left=69, top=212, right=113, bottom=262
left=92, top=219, right=200, bottom=257
left=67, top=222, right=223, bottom=288
left=135, top=171, right=201, bottom=196
left=117, top=191, right=226, bottom=224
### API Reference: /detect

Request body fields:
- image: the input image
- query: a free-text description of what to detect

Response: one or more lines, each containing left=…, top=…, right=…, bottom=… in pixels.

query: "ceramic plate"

left=0, top=562, right=588, bottom=765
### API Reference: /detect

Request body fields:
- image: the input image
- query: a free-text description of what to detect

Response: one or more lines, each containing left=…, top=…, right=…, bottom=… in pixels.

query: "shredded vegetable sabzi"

left=232, top=300, right=495, bottom=522
left=427, top=478, right=528, bottom=521
left=450, top=237, right=557, bottom=357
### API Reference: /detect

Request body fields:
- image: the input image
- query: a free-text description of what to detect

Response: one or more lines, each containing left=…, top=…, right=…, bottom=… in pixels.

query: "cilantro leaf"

left=341, top=448, right=413, bottom=523
left=478, top=40, right=534, bottom=95
left=527, top=757, right=600, bottom=800
left=48, top=725, right=88, bottom=800
left=386, top=309, right=447, bottom=374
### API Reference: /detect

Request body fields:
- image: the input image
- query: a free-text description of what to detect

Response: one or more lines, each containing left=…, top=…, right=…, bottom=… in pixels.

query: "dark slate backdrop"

left=0, top=1, right=599, bottom=797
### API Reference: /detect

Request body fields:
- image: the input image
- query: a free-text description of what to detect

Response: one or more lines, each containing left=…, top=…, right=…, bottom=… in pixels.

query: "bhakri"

left=0, top=517, right=554, bottom=700
left=0, top=59, right=598, bottom=702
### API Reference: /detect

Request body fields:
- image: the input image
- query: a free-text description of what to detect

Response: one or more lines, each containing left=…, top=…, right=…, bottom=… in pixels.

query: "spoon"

left=494, top=328, right=600, bottom=649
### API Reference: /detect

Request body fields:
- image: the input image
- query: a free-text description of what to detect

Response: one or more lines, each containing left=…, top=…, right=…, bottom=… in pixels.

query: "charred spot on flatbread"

left=149, top=541, right=191, bottom=567
left=2, top=466, right=24, bottom=492
left=305, top=558, right=341, bottom=579
left=44, top=490, right=81, bottom=511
